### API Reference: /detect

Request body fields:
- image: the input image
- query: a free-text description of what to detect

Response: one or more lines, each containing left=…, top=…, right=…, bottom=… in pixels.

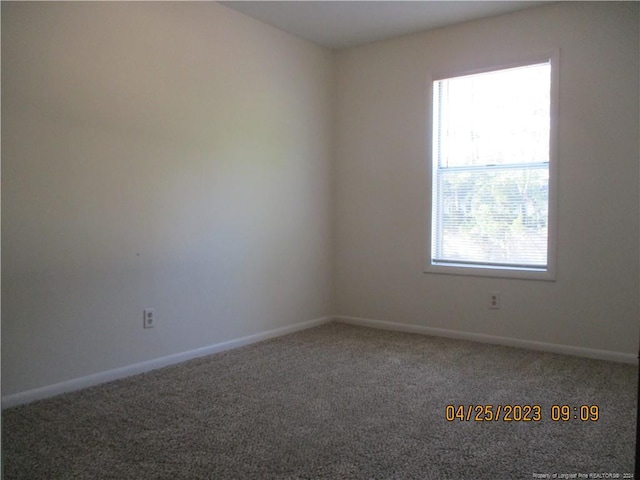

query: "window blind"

left=431, top=62, right=551, bottom=270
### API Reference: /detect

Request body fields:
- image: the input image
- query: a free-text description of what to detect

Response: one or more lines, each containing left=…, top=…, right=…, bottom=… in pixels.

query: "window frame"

left=424, top=51, right=559, bottom=281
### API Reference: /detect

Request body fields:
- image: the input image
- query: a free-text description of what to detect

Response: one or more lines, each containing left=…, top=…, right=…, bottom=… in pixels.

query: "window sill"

left=424, top=262, right=556, bottom=281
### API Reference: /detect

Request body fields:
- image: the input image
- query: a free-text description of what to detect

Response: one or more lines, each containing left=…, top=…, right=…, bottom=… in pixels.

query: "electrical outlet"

left=488, top=292, right=501, bottom=310
left=143, top=309, right=155, bottom=328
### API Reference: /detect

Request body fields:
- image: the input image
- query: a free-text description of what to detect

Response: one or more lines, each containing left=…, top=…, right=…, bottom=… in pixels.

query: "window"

left=427, top=57, right=557, bottom=280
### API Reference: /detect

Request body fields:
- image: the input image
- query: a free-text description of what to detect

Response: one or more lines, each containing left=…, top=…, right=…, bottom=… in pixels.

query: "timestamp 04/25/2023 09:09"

left=444, top=404, right=600, bottom=422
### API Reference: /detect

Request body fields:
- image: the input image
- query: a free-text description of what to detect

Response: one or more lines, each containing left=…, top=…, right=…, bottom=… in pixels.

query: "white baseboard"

left=336, top=315, right=638, bottom=365
left=4, top=314, right=635, bottom=409
left=1, top=316, right=334, bottom=409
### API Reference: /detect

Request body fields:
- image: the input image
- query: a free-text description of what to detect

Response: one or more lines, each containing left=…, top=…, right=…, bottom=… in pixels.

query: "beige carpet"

left=2, top=322, right=637, bottom=479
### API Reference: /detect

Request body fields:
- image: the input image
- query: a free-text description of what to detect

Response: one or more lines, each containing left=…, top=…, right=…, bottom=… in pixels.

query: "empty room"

left=2, top=1, right=639, bottom=478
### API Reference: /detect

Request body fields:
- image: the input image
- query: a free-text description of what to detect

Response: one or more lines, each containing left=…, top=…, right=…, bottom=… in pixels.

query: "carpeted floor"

left=2, top=322, right=637, bottom=479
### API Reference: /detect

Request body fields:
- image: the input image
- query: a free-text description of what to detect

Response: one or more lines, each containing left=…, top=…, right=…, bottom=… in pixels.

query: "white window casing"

left=425, top=52, right=559, bottom=280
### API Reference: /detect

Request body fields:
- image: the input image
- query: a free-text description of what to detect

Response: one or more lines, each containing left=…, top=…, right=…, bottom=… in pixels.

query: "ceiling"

left=220, top=1, right=550, bottom=50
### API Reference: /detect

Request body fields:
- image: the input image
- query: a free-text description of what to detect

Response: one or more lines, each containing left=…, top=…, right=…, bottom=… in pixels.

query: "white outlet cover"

left=143, top=309, right=155, bottom=328
left=488, top=292, right=501, bottom=309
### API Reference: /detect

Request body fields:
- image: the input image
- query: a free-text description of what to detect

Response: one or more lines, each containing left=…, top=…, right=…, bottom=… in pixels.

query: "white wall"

left=334, top=2, right=640, bottom=355
left=2, top=2, right=334, bottom=397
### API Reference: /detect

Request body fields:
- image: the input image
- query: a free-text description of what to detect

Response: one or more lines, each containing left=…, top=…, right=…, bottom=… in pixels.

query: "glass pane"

left=434, top=63, right=550, bottom=168
left=433, top=167, right=548, bottom=267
